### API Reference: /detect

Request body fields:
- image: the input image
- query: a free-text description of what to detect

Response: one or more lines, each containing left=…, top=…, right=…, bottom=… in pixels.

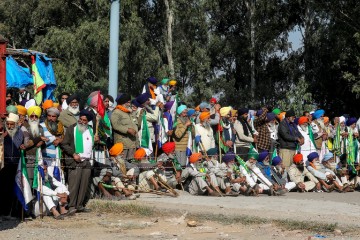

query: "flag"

left=15, top=150, right=33, bottom=211
left=139, top=111, right=153, bottom=155
left=308, top=125, right=316, bottom=149
left=347, top=128, right=356, bottom=174
left=32, top=148, right=45, bottom=200
left=31, top=55, right=46, bottom=105
left=170, top=94, right=178, bottom=128
left=53, top=147, right=65, bottom=184
left=236, top=155, right=250, bottom=173
left=270, top=148, right=277, bottom=165
left=333, top=124, right=341, bottom=155
left=216, top=120, right=229, bottom=153
left=97, top=91, right=106, bottom=118
left=157, top=114, right=168, bottom=149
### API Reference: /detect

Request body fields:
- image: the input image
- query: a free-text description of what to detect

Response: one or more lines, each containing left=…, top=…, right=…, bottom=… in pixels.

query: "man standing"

left=58, top=94, right=81, bottom=129
left=234, top=108, right=256, bottom=161
left=173, top=105, right=194, bottom=166
left=61, top=110, right=99, bottom=212
left=196, top=112, right=215, bottom=152
left=219, top=107, right=235, bottom=151
left=297, top=116, right=316, bottom=160
left=278, top=109, right=304, bottom=170
left=111, top=93, right=138, bottom=160
left=254, top=108, right=271, bottom=152
left=40, top=107, right=64, bottom=177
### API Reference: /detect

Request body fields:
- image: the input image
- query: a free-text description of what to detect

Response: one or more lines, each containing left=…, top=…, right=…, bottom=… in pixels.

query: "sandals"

left=53, top=214, right=64, bottom=220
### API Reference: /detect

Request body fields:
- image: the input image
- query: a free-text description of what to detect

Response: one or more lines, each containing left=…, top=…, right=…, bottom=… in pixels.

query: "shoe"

left=314, top=189, right=323, bottom=193
left=125, top=195, right=137, bottom=200
left=273, top=189, right=287, bottom=196
left=53, top=214, right=64, bottom=220
left=208, top=191, right=220, bottom=197
left=61, top=208, right=77, bottom=217
left=76, top=207, right=91, bottom=213
left=135, top=193, right=141, bottom=198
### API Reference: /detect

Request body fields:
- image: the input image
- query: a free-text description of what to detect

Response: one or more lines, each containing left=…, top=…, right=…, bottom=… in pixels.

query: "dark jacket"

left=60, top=124, right=77, bottom=166
left=278, top=119, right=303, bottom=150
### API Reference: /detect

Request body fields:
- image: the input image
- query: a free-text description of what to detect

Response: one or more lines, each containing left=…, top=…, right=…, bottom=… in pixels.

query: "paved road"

left=137, top=192, right=360, bottom=228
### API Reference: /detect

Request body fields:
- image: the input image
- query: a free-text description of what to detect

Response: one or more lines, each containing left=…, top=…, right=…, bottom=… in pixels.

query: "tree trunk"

left=164, top=0, right=175, bottom=78
left=246, top=0, right=256, bottom=99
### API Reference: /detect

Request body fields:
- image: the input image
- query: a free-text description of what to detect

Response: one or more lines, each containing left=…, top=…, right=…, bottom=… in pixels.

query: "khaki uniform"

left=288, top=164, right=319, bottom=191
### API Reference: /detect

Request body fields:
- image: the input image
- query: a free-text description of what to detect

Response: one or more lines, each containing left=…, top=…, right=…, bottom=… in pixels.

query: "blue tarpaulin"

left=35, top=54, right=57, bottom=101
left=6, top=56, right=33, bottom=88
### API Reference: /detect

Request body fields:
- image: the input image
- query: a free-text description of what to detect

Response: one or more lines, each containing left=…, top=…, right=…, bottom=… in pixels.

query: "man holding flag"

left=297, top=116, right=317, bottom=160
left=61, top=110, right=99, bottom=213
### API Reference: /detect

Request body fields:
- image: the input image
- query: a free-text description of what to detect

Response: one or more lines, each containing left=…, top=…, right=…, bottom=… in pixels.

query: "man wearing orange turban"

left=196, top=112, right=215, bottom=152
left=16, top=105, right=27, bottom=126
left=288, top=153, right=320, bottom=192
left=185, top=153, right=219, bottom=196
left=297, top=116, right=316, bottom=161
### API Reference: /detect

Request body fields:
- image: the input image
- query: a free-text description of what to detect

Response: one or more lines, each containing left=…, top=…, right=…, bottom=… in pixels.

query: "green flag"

left=140, top=111, right=150, bottom=148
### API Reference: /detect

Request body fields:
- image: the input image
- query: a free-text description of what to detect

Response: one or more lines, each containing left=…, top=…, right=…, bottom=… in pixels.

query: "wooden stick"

left=39, top=173, right=44, bottom=219
left=153, top=172, right=179, bottom=197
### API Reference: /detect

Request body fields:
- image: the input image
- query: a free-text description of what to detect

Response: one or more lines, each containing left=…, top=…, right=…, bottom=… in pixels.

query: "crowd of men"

left=1, top=77, right=360, bottom=220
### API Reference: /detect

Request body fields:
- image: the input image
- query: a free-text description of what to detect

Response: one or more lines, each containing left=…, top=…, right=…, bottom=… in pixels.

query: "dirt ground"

left=1, top=192, right=360, bottom=240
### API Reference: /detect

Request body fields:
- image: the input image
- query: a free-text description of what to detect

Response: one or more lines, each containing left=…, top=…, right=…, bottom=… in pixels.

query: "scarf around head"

left=75, top=125, right=94, bottom=153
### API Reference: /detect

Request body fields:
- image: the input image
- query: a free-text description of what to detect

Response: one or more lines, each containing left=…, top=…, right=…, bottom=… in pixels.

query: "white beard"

left=317, top=119, right=325, bottom=130
left=203, top=122, right=211, bottom=129
left=69, top=105, right=80, bottom=115
left=29, top=119, right=40, bottom=137
left=6, top=125, right=18, bottom=138
left=300, top=125, right=308, bottom=133
left=77, top=123, right=88, bottom=133
left=246, top=161, right=255, bottom=169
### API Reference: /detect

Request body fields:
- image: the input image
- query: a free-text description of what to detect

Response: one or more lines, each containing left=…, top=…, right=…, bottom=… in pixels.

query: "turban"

left=238, top=108, right=249, bottom=116
left=294, top=117, right=299, bottom=125
left=116, top=93, right=131, bottom=105
left=187, top=109, right=196, bottom=117
left=322, top=152, right=334, bottom=162
left=223, top=152, right=236, bottom=163
left=199, top=102, right=211, bottom=110
left=272, top=156, right=282, bottom=166
left=6, top=105, right=18, bottom=114
left=16, top=105, right=27, bottom=116
left=230, top=110, right=238, bottom=117
left=258, top=151, right=269, bottom=162
left=6, top=113, right=19, bottom=123
left=266, top=112, right=276, bottom=121
left=134, top=148, right=147, bottom=161
left=162, top=142, right=176, bottom=154
left=109, top=143, right=124, bottom=156
left=256, top=110, right=263, bottom=117
left=136, top=93, right=151, bottom=105
left=279, top=112, right=286, bottom=121
left=285, top=109, right=295, bottom=118
left=131, top=99, right=141, bottom=108
left=100, top=168, right=113, bottom=179
left=199, top=112, right=210, bottom=122
left=79, top=109, right=93, bottom=121
left=272, top=108, right=281, bottom=115
left=176, top=105, right=187, bottom=115
left=220, top=107, right=232, bottom=117
left=66, top=94, right=80, bottom=105
left=293, top=153, right=303, bottom=164
left=313, top=109, right=325, bottom=120
left=339, top=116, right=345, bottom=123
left=47, top=107, right=60, bottom=116
left=53, top=102, right=60, bottom=108
left=164, top=101, right=174, bottom=111
left=323, top=117, right=329, bottom=124
left=346, top=117, right=357, bottom=127
left=189, top=153, right=202, bottom=164
left=147, top=77, right=158, bottom=85
left=210, top=98, right=217, bottom=104
left=206, top=148, right=218, bottom=156
left=194, top=105, right=200, bottom=112
left=25, top=99, right=36, bottom=109
left=27, top=106, right=42, bottom=117
left=298, top=116, right=309, bottom=126
left=19, top=99, right=27, bottom=106
left=248, top=148, right=259, bottom=160
left=161, top=78, right=169, bottom=85
left=87, top=91, right=102, bottom=108
left=169, top=79, right=177, bottom=86
left=42, top=100, right=54, bottom=110
left=307, top=152, right=319, bottom=162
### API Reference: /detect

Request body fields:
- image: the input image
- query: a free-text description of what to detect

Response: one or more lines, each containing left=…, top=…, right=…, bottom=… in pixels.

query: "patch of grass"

left=188, top=212, right=339, bottom=233
left=87, top=200, right=154, bottom=216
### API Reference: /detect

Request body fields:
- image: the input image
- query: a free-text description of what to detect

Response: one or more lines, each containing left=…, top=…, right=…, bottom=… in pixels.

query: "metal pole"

left=0, top=35, right=8, bottom=117
left=108, top=0, right=120, bottom=100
